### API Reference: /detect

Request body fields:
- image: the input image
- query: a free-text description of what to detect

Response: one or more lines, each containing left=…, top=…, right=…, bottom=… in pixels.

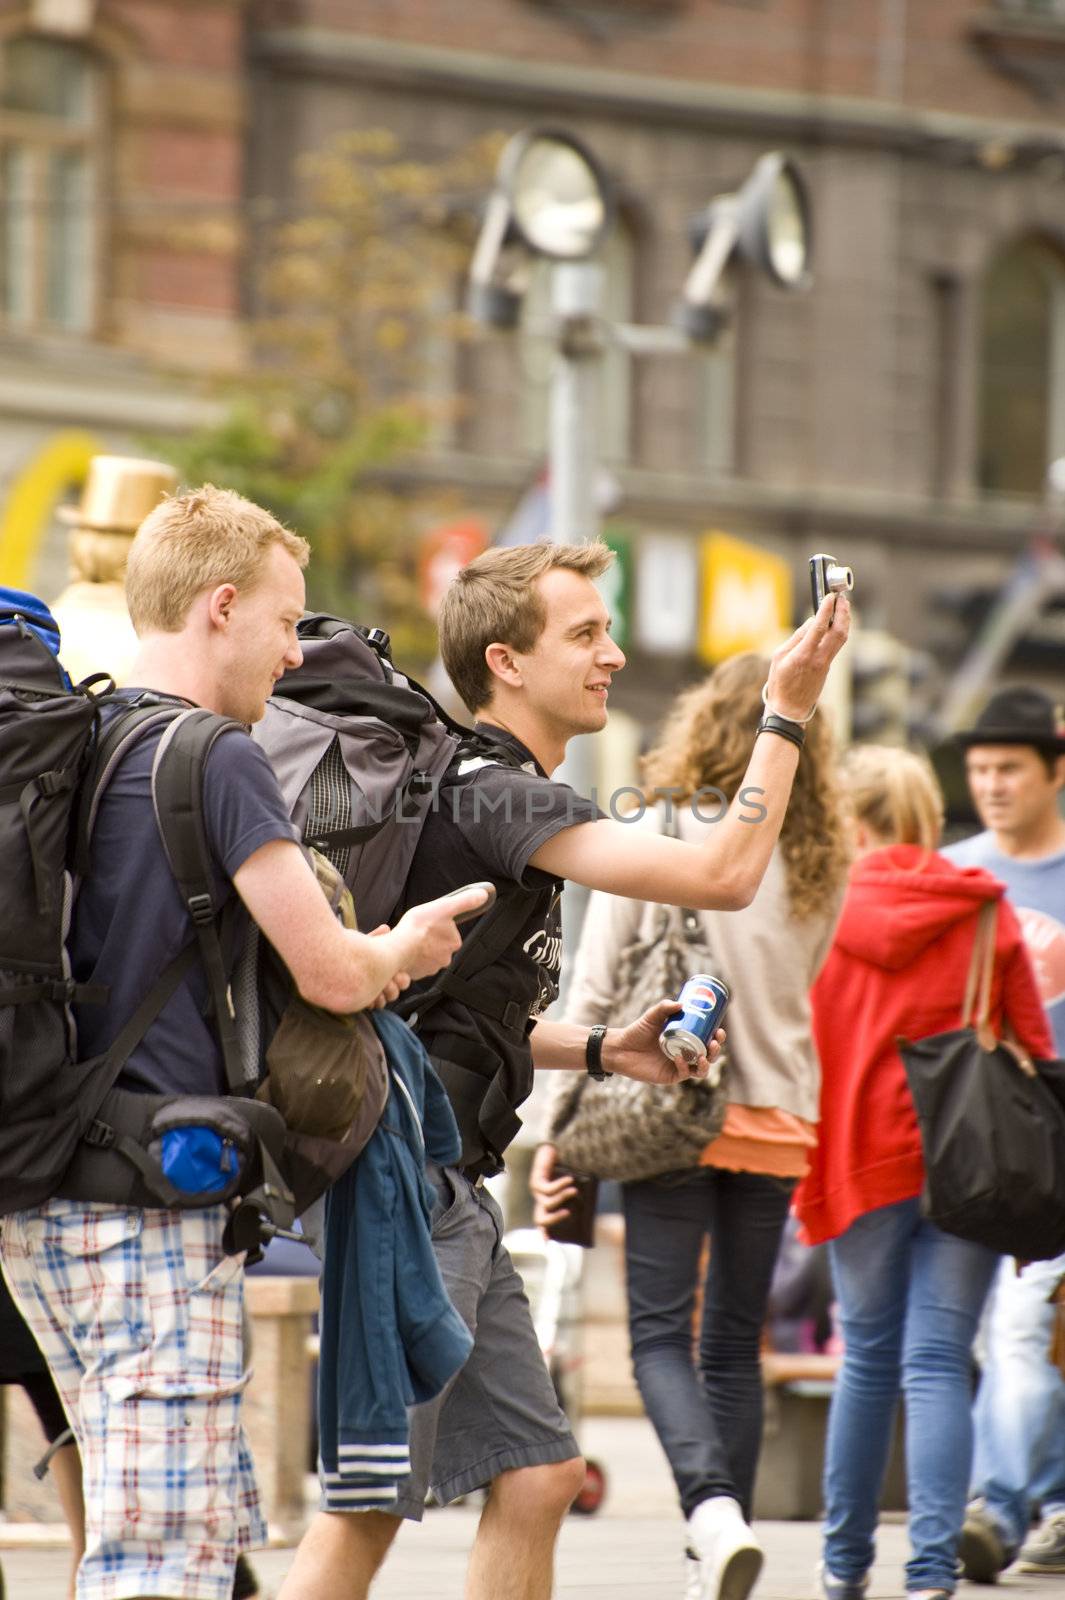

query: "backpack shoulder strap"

left=73, top=698, right=186, bottom=875
left=397, top=736, right=563, bottom=1032
left=150, top=708, right=250, bottom=1096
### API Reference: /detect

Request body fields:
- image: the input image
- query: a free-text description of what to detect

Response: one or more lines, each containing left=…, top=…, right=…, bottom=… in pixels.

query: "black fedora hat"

left=954, top=686, right=1065, bottom=753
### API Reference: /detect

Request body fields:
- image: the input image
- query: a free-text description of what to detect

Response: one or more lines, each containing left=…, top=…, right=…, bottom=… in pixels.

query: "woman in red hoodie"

left=795, top=745, right=1051, bottom=1600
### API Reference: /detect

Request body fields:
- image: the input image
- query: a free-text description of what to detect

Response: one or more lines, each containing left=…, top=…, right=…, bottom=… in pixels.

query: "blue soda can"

left=660, top=974, right=731, bottom=1067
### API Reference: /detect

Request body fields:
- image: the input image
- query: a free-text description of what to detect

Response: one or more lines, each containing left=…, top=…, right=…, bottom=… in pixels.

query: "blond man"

left=280, top=541, right=849, bottom=1600
left=0, top=486, right=486, bottom=1600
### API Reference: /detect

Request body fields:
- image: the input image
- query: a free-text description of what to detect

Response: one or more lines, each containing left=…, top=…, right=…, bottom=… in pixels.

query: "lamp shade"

left=500, top=128, right=612, bottom=261
left=735, top=153, right=812, bottom=290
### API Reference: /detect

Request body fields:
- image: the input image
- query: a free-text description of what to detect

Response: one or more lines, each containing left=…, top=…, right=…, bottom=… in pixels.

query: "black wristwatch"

left=585, top=1024, right=613, bottom=1081
left=757, top=710, right=806, bottom=751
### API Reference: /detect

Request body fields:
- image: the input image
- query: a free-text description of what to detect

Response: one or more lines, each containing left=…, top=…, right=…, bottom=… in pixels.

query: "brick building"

left=247, top=0, right=1065, bottom=720
left=0, top=0, right=245, bottom=595
left=2, top=1, right=1065, bottom=711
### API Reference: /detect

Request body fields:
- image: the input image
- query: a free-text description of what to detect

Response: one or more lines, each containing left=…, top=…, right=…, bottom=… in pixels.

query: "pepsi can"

left=660, top=974, right=730, bottom=1070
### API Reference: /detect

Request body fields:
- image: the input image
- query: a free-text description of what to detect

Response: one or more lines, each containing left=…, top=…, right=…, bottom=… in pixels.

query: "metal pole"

left=548, top=260, right=604, bottom=1006
left=549, top=261, right=603, bottom=544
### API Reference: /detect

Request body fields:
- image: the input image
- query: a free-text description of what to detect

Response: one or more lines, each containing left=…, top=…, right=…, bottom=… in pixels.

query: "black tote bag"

left=900, top=901, right=1065, bottom=1262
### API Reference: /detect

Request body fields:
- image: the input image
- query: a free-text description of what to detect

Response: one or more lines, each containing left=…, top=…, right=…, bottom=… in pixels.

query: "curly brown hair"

left=640, top=652, right=850, bottom=919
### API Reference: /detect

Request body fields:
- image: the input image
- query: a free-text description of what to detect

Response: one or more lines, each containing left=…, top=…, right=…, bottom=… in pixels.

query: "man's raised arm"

left=530, top=592, right=849, bottom=910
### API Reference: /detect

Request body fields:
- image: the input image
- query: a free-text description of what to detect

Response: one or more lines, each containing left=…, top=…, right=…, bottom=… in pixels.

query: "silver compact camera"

left=809, top=552, right=854, bottom=612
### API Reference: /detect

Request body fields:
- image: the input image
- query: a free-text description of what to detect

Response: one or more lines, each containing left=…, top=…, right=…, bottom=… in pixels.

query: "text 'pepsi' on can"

left=660, top=975, right=731, bottom=1067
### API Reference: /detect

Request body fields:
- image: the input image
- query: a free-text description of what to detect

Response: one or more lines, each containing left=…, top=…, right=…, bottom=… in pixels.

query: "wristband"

left=757, top=711, right=806, bottom=751
left=761, top=683, right=814, bottom=725
left=585, top=1025, right=613, bottom=1081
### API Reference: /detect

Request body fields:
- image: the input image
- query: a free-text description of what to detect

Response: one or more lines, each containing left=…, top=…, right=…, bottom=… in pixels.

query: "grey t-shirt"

left=943, top=830, right=1065, bottom=1056
left=72, top=697, right=298, bottom=1097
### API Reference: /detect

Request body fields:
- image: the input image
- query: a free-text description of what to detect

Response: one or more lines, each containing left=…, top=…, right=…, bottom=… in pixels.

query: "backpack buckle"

left=187, top=893, right=214, bottom=926
left=83, top=1119, right=115, bottom=1150
left=38, top=768, right=73, bottom=797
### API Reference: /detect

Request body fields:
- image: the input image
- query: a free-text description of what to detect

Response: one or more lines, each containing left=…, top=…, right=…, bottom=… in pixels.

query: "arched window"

left=978, top=236, right=1065, bottom=496
left=0, top=35, right=102, bottom=334
left=519, top=222, right=635, bottom=465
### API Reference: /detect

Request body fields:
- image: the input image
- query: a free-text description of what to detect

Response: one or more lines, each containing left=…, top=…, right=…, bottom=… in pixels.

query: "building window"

left=519, top=224, right=635, bottom=465
left=978, top=237, right=1065, bottom=497
left=0, top=34, right=101, bottom=335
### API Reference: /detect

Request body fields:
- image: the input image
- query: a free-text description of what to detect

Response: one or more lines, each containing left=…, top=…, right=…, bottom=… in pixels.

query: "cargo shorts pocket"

left=95, top=1387, right=246, bottom=1546
left=39, top=1206, right=148, bottom=1350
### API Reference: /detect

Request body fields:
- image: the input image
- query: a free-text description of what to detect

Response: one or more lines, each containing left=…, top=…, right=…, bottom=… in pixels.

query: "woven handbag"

left=548, top=863, right=729, bottom=1184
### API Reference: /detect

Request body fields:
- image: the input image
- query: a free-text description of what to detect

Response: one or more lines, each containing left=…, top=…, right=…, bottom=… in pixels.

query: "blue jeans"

left=971, top=1251, right=1065, bottom=1548
left=824, top=1198, right=998, bottom=1593
left=623, top=1167, right=794, bottom=1521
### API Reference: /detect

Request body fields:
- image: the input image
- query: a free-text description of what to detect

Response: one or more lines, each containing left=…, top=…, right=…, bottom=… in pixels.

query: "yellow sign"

left=0, top=431, right=101, bottom=589
left=699, top=531, right=792, bottom=665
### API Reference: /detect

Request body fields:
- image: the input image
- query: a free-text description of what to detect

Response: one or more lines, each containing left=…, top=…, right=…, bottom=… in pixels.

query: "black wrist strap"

left=585, top=1024, right=613, bottom=1081
left=757, top=712, right=806, bottom=751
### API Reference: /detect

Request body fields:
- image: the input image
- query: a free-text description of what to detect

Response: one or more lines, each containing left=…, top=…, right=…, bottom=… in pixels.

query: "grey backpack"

left=251, top=615, right=531, bottom=1041
left=252, top=615, right=465, bottom=931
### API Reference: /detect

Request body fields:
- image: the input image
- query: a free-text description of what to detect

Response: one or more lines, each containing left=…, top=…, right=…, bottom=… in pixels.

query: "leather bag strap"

left=962, top=900, right=998, bottom=1033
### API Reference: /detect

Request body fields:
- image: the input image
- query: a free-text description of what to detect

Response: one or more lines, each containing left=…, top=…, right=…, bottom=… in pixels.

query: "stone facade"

left=0, top=0, right=244, bottom=595
left=246, top=1, right=1065, bottom=696
left=3, top=0, right=1064, bottom=659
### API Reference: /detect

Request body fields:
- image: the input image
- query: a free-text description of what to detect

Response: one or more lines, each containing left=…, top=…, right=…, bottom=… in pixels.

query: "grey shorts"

left=390, top=1163, right=579, bottom=1520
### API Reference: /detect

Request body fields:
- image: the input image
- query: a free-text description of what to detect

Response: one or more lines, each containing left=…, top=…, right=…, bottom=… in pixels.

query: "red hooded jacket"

left=794, top=844, right=1052, bottom=1246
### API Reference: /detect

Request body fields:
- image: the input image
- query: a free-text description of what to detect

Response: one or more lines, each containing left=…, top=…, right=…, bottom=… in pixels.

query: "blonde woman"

left=532, top=653, right=849, bottom=1600
left=794, top=747, right=1052, bottom=1600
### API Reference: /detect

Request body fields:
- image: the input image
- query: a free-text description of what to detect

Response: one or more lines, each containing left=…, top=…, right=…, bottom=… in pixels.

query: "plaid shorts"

left=0, top=1202, right=265, bottom=1600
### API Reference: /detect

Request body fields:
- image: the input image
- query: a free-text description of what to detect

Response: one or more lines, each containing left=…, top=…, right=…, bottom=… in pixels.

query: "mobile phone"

left=446, top=882, right=498, bottom=924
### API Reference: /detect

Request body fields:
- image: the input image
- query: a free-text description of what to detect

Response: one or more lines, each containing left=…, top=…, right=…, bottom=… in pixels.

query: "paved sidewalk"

left=1, top=1419, right=1060, bottom=1599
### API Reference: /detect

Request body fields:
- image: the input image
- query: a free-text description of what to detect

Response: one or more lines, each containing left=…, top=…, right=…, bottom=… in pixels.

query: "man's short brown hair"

left=125, top=484, right=310, bottom=634
left=438, top=541, right=614, bottom=714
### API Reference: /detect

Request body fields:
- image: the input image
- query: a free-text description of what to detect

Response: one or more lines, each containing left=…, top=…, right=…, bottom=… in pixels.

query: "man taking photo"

left=280, top=540, right=850, bottom=1600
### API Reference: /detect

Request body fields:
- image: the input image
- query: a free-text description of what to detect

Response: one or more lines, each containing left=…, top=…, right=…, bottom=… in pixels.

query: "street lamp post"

left=468, top=131, right=814, bottom=547
left=465, top=131, right=815, bottom=977
left=549, top=262, right=604, bottom=544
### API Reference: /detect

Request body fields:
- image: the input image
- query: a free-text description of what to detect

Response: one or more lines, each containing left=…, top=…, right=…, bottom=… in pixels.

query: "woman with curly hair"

left=532, top=652, right=849, bottom=1600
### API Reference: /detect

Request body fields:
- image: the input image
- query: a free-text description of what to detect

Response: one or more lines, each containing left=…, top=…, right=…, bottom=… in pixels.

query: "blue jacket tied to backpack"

left=317, top=1010, right=472, bottom=1510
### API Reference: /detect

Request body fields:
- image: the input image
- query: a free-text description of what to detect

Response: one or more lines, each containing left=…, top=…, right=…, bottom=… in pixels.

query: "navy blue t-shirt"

left=71, top=696, right=298, bottom=1097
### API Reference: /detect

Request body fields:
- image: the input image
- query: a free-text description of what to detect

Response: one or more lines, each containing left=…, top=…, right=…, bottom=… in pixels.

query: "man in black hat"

left=945, top=687, right=1065, bottom=1583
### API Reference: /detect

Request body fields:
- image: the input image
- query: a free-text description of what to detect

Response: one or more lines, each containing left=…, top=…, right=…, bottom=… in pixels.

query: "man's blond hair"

left=125, top=484, right=310, bottom=634
left=439, top=541, right=614, bottom=714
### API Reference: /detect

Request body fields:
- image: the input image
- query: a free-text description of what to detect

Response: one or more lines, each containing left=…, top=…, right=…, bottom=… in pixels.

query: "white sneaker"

left=686, top=1497, right=765, bottom=1600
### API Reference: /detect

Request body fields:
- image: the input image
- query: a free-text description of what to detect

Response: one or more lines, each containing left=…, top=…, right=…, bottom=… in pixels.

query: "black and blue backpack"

left=0, top=591, right=529, bottom=1242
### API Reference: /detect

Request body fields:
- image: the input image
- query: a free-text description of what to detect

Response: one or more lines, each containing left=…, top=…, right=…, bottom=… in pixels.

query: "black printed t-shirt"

left=395, top=723, right=602, bottom=1168
left=71, top=695, right=298, bottom=1098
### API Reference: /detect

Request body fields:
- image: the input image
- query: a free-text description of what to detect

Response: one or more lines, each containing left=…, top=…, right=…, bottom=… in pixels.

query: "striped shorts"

left=0, top=1201, right=265, bottom=1600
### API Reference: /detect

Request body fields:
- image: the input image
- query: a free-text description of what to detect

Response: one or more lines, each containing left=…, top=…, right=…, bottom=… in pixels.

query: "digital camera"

left=809, top=552, right=854, bottom=612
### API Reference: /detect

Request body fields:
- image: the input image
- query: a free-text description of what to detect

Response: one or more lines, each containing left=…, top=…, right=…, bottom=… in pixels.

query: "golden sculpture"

left=51, top=455, right=178, bottom=685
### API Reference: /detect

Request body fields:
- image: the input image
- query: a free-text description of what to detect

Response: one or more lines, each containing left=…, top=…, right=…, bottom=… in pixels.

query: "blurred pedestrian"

left=942, top=688, right=1065, bottom=1582
left=533, top=652, right=849, bottom=1600
left=0, top=1275, right=83, bottom=1600
left=794, top=745, right=1052, bottom=1600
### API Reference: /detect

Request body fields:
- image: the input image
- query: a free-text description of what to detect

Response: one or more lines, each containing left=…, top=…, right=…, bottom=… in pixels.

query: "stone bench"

left=754, top=1351, right=906, bottom=1520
